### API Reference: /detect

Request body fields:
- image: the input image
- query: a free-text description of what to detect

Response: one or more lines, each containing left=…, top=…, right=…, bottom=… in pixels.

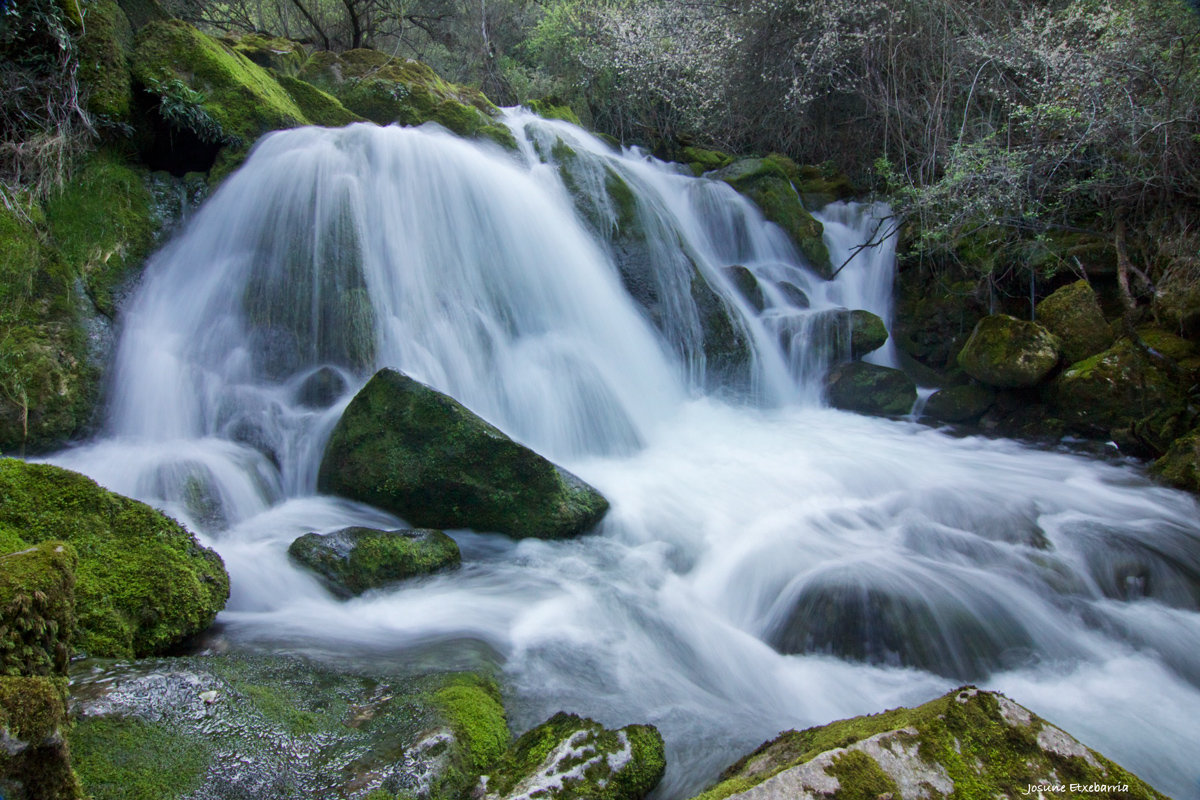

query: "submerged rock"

left=288, top=527, right=460, bottom=597
left=318, top=369, right=610, bottom=539
left=68, top=652, right=509, bottom=800
left=957, top=314, right=1062, bottom=388
left=691, top=687, right=1166, bottom=800
left=923, top=383, right=996, bottom=423
left=296, top=366, right=349, bottom=409
left=1035, top=280, right=1114, bottom=364
left=0, top=459, right=229, bottom=659
left=825, top=362, right=916, bottom=417
left=480, top=712, right=665, bottom=800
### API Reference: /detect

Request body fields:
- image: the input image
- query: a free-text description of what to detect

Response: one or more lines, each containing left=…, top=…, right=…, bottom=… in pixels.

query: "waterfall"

left=47, top=115, right=1200, bottom=799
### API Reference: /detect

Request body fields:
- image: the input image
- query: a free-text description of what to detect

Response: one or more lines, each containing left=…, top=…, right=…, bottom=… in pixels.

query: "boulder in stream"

left=479, top=712, right=665, bottom=800
left=318, top=369, right=610, bottom=539
left=288, top=526, right=460, bottom=597
left=1035, top=280, right=1114, bottom=364
left=923, top=383, right=996, bottom=423
left=957, top=314, right=1062, bottom=388
left=824, top=362, right=916, bottom=416
left=691, top=687, right=1166, bottom=800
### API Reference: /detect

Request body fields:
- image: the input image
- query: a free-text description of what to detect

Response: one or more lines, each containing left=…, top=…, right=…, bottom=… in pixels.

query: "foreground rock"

left=480, top=712, right=665, bottom=800
left=0, top=459, right=229, bottom=658
left=693, top=687, right=1165, bottom=800
left=957, top=314, right=1062, bottom=387
left=825, top=362, right=916, bottom=416
left=288, top=527, right=460, bottom=597
left=923, top=383, right=996, bottom=423
left=1035, top=280, right=1114, bottom=364
left=319, top=370, right=610, bottom=539
left=68, top=651, right=509, bottom=800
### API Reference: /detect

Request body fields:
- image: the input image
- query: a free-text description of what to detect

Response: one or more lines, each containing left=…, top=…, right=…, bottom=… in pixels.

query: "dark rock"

left=1154, top=429, right=1200, bottom=492
left=1050, top=338, right=1186, bottom=434
left=957, top=315, right=1061, bottom=388
left=848, top=309, right=888, bottom=357
left=479, top=712, right=665, bottom=800
left=776, top=281, right=810, bottom=308
left=701, top=687, right=1167, bottom=800
left=296, top=366, right=348, bottom=409
left=825, top=362, right=916, bottom=416
left=1035, top=280, right=1114, bottom=364
left=318, top=369, right=610, bottom=539
left=726, top=265, right=765, bottom=312
left=924, top=384, right=996, bottom=423
left=288, top=527, right=460, bottom=596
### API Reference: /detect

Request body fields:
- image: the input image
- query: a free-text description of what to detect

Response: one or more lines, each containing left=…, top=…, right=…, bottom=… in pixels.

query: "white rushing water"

left=49, top=113, right=1200, bottom=798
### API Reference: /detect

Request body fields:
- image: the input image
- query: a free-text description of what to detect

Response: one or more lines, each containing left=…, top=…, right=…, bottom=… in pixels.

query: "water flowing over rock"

left=319, top=369, right=610, bottom=540
left=288, top=526, right=461, bottom=596
left=957, top=314, right=1062, bottom=387
left=695, top=687, right=1166, bottom=800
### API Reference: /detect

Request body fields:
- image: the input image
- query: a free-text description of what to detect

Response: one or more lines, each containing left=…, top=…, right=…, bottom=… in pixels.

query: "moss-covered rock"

left=725, top=266, right=765, bottom=312
left=0, top=542, right=76, bottom=678
left=848, top=310, right=887, bottom=358
left=0, top=675, right=81, bottom=799
left=1136, top=326, right=1196, bottom=362
left=227, top=33, right=306, bottom=77
left=790, top=162, right=856, bottom=211
left=680, top=146, right=734, bottom=175
left=1152, top=272, right=1200, bottom=339
left=288, top=526, right=460, bottom=597
left=527, top=99, right=581, bottom=125
left=923, top=384, right=996, bottom=423
left=1152, top=427, right=1200, bottom=492
left=1050, top=338, right=1187, bottom=435
left=691, top=270, right=754, bottom=388
left=893, top=269, right=984, bottom=377
left=76, top=0, right=135, bottom=122
left=274, top=74, right=363, bottom=127
left=319, top=369, right=610, bottom=540
left=131, top=19, right=308, bottom=147
left=1035, top=280, right=1114, bottom=364
left=480, top=712, right=665, bottom=800
left=0, top=202, right=96, bottom=454
left=0, top=459, right=228, bottom=658
left=825, top=362, right=916, bottom=417
left=710, top=158, right=831, bottom=278
left=691, top=687, right=1165, bottom=800
left=957, top=314, right=1062, bottom=388
left=69, top=651, right=508, bottom=800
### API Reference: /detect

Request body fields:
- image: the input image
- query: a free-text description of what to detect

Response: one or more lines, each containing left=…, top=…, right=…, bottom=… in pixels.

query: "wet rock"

left=1153, top=428, right=1200, bottom=492
left=1153, top=272, right=1200, bottom=339
left=1049, top=338, right=1186, bottom=435
left=319, top=369, right=610, bottom=540
left=957, top=314, right=1062, bottom=388
left=697, top=687, right=1166, bottom=800
left=480, top=712, right=665, bottom=800
left=68, top=652, right=509, bottom=800
left=825, top=362, right=916, bottom=417
left=0, top=542, right=76, bottom=677
left=1, top=675, right=81, bottom=799
left=288, top=527, right=460, bottom=597
left=0, top=459, right=229, bottom=659
left=296, top=366, right=349, bottom=409
left=776, top=281, right=810, bottom=309
left=923, top=384, right=996, bottom=423
left=848, top=309, right=888, bottom=357
left=726, top=266, right=765, bottom=312
left=1035, top=280, right=1114, bottom=364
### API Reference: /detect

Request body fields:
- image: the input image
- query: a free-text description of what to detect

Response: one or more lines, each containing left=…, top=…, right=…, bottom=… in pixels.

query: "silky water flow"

left=49, top=111, right=1200, bottom=798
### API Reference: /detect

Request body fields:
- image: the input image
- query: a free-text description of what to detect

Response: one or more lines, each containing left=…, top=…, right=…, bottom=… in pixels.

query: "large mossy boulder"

left=0, top=542, right=76, bottom=678
left=76, top=0, right=135, bottom=122
left=710, top=157, right=832, bottom=278
left=924, top=383, right=996, bottom=424
left=1153, top=428, right=1200, bottom=491
left=1, top=675, right=81, bottom=799
left=318, top=369, right=610, bottom=540
left=848, top=309, right=888, bottom=357
left=69, top=653, right=509, bottom=800
left=1050, top=338, right=1186, bottom=434
left=288, top=526, right=460, bottom=597
left=957, top=314, right=1062, bottom=388
left=1035, top=280, right=1114, bottom=364
left=692, top=687, right=1165, bottom=800
left=0, top=459, right=229, bottom=658
left=1153, top=272, right=1200, bottom=339
left=825, top=362, right=916, bottom=417
left=480, top=712, right=665, bottom=800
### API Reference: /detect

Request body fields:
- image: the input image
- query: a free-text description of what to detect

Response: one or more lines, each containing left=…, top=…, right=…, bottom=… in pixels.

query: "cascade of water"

left=45, top=116, right=1200, bottom=799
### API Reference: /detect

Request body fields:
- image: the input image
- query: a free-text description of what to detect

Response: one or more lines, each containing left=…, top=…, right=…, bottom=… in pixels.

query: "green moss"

left=726, top=266, right=764, bottom=312
left=45, top=151, right=156, bottom=318
left=1035, top=281, right=1114, bottom=364
left=229, top=33, right=306, bottom=77
left=692, top=268, right=752, bottom=384
left=432, top=673, right=509, bottom=772
left=1051, top=338, right=1186, bottom=434
left=0, top=674, right=81, bottom=799
left=680, top=146, right=733, bottom=173
left=825, top=362, right=916, bottom=416
left=131, top=20, right=308, bottom=148
left=0, top=542, right=76, bottom=678
left=275, top=74, right=364, bottom=127
left=318, top=369, right=610, bottom=540
left=957, top=314, right=1062, bottom=388
left=70, top=715, right=210, bottom=800
left=694, top=688, right=1165, bottom=800
left=288, top=527, right=461, bottom=597
left=1153, top=428, right=1200, bottom=491
left=527, top=98, right=581, bottom=125
left=1136, top=326, right=1196, bottom=362
left=237, top=683, right=325, bottom=735
left=848, top=310, right=888, bottom=357
left=77, top=0, right=134, bottom=121
left=0, top=459, right=229, bottom=658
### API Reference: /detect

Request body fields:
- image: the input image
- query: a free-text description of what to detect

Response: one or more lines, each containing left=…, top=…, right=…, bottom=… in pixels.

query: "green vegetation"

left=0, top=459, right=229, bottom=658
left=70, top=716, right=210, bottom=800
left=957, top=315, right=1062, bottom=389
left=824, top=362, right=916, bottom=417
left=0, top=542, right=77, bottom=678
left=288, top=526, right=461, bottom=596
left=432, top=672, right=510, bottom=772
left=318, top=368, right=610, bottom=539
